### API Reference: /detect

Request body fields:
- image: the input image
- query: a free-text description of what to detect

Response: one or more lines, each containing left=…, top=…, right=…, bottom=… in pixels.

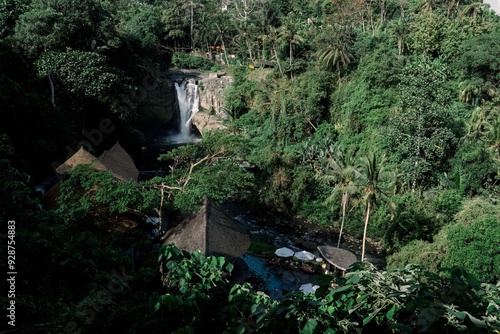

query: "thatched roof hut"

left=55, top=147, right=108, bottom=175
left=161, top=199, right=250, bottom=259
left=98, top=142, right=139, bottom=182
left=317, top=245, right=358, bottom=272
left=45, top=143, right=139, bottom=210
left=55, top=143, right=138, bottom=182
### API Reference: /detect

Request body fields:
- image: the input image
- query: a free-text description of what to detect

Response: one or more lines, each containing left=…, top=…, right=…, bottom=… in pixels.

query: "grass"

left=247, top=239, right=276, bottom=257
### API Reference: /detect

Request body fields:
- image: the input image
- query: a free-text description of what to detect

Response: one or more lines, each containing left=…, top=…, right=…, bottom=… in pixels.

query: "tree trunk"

left=337, top=192, right=348, bottom=248
left=273, top=46, right=283, bottom=77
left=361, top=201, right=371, bottom=261
left=44, top=54, right=55, bottom=107
left=380, top=0, right=386, bottom=23
left=48, top=67, right=55, bottom=107
left=246, top=37, right=253, bottom=61
left=190, top=3, right=194, bottom=48
left=156, top=182, right=165, bottom=237
left=221, top=35, right=230, bottom=65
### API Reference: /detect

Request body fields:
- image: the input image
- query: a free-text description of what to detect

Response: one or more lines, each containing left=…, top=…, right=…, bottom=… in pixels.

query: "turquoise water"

left=241, top=253, right=283, bottom=300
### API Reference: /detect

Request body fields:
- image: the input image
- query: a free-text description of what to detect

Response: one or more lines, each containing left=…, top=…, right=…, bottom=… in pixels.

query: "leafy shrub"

left=154, top=245, right=235, bottom=332
left=153, top=248, right=500, bottom=333
left=453, top=197, right=500, bottom=225
left=172, top=51, right=215, bottom=70
left=388, top=196, right=500, bottom=283
left=443, top=215, right=500, bottom=283
left=298, top=199, right=334, bottom=227
left=224, top=66, right=257, bottom=118
left=432, top=189, right=463, bottom=221
left=387, top=239, right=446, bottom=272
left=450, top=142, right=499, bottom=195
left=383, top=193, right=439, bottom=252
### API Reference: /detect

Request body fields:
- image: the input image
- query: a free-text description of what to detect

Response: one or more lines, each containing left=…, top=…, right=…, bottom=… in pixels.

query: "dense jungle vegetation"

left=1, top=0, right=500, bottom=332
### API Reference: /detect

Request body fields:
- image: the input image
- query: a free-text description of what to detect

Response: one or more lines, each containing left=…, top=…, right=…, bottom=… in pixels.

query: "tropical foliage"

left=1, top=0, right=500, bottom=332
left=151, top=245, right=500, bottom=333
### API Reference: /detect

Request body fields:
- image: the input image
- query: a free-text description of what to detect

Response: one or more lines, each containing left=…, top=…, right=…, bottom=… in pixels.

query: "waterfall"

left=174, top=79, right=199, bottom=139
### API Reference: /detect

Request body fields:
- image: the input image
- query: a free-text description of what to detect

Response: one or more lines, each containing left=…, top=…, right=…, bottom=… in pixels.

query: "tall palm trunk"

left=361, top=201, right=372, bottom=261
left=246, top=37, right=253, bottom=61
left=190, top=3, right=194, bottom=48
left=337, top=192, right=348, bottom=248
left=273, top=46, right=284, bottom=77
left=44, top=52, right=55, bottom=107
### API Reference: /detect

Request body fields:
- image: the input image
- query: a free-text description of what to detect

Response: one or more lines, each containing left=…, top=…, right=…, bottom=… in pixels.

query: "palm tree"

left=321, top=147, right=359, bottom=248
left=464, top=106, right=488, bottom=141
left=460, top=2, right=485, bottom=24
left=391, top=18, right=409, bottom=55
left=317, top=29, right=354, bottom=79
left=277, top=12, right=304, bottom=77
left=259, top=26, right=284, bottom=77
left=356, top=153, right=389, bottom=261
left=181, top=0, right=204, bottom=48
left=483, top=118, right=500, bottom=159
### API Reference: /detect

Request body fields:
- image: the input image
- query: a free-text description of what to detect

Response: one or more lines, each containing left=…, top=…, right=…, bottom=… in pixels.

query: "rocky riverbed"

left=221, top=201, right=387, bottom=270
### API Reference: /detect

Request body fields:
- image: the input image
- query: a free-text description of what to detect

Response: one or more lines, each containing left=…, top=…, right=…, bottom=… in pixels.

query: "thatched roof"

left=56, top=143, right=138, bottom=182
left=161, top=199, right=250, bottom=259
left=317, top=245, right=358, bottom=272
left=98, top=142, right=139, bottom=182
left=55, top=147, right=108, bottom=175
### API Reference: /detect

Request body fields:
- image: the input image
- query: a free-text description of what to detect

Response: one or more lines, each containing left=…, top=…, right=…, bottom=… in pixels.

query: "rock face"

left=192, top=111, right=227, bottom=136
left=166, top=69, right=233, bottom=136
left=198, top=72, right=232, bottom=120
left=193, top=72, right=233, bottom=135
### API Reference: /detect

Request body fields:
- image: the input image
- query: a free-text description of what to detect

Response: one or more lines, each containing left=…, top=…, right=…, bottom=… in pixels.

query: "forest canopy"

left=1, top=0, right=499, bottom=332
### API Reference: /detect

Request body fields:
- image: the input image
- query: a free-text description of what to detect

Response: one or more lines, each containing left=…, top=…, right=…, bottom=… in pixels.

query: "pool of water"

left=241, top=253, right=283, bottom=300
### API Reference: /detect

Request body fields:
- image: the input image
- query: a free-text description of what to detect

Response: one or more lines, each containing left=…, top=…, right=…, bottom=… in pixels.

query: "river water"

left=219, top=201, right=387, bottom=299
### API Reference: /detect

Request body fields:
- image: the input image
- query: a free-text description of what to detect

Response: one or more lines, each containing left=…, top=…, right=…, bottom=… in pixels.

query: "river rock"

left=192, top=111, right=227, bottom=136
left=302, top=241, right=317, bottom=250
left=294, top=237, right=304, bottom=246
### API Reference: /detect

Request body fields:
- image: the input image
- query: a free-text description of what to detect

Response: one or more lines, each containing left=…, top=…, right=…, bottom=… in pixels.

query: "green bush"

left=443, top=215, right=500, bottom=283
left=387, top=239, right=446, bottom=272
left=388, top=196, right=500, bottom=283
left=383, top=193, right=439, bottom=252
left=432, top=189, right=464, bottom=221
left=453, top=197, right=500, bottom=225
left=172, top=51, right=216, bottom=70
left=153, top=248, right=500, bottom=333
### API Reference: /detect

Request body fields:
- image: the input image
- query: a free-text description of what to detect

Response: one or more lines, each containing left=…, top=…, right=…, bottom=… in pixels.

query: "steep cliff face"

left=193, top=72, right=233, bottom=135
left=165, top=69, right=232, bottom=136
left=198, top=72, right=232, bottom=120
left=138, top=75, right=177, bottom=126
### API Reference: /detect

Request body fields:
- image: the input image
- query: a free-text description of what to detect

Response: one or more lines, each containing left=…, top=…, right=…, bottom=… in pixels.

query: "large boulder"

left=192, top=111, right=227, bottom=136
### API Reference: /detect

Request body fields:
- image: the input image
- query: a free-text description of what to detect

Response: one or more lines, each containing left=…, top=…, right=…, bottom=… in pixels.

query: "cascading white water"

left=174, top=79, right=199, bottom=140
